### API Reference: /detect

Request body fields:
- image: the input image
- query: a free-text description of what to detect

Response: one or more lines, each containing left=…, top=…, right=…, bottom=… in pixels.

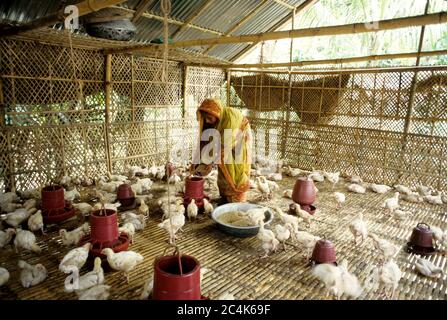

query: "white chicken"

left=381, top=192, right=400, bottom=214
left=414, top=257, right=444, bottom=278
left=73, top=203, right=93, bottom=216
left=367, top=260, right=402, bottom=299
left=324, top=171, right=340, bottom=189
left=349, top=175, right=363, bottom=184
left=121, top=212, right=146, bottom=231
left=77, top=284, right=111, bottom=300
left=18, top=260, right=48, bottom=288
left=14, top=229, right=41, bottom=254
left=401, top=192, right=423, bottom=203
left=131, top=182, right=143, bottom=195
left=285, top=166, right=301, bottom=177
left=119, top=222, right=136, bottom=244
left=245, top=207, right=267, bottom=226
left=59, top=243, right=91, bottom=273
left=1, top=208, right=33, bottom=227
left=257, top=222, right=279, bottom=258
left=369, top=183, right=392, bottom=194
left=140, top=276, right=154, bottom=299
left=394, top=185, right=413, bottom=195
left=136, top=178, right=153, bottom=192
left=168, top=173, right=181, bottom=184
left=391, top=209, right=411, bottom=225
left=23, top=199, right=37, bottom=210
left=430, top=226, right=447, bottom=247
left=274, top=224, right=291, bottom=251
left=283, top=189, right=293, bottom=199
left=276, top=207, right=299, bottom=238
left=312, top=263, right=343, bottom=299
left=138, top=200, right=149, bottom=217
left=0, top=228, right=16, bottom=248
left=0, top=267, right=10, bottom=287
left=255, top=176, right=271, bottom=200
left=187, top=199, right=198, bottom=221
left=349, top=212, right=368, bottom=245
left=267, top=172, right=282, bottom=181
left=65, top=257, right=104, bottom=293
left=101, top=248, right=144, bottom=283
left=203, top=198, right=213, bottom=215
left=1, top=202, right=22, bottom=213
left=333, top=192, right=346, bottom=209
left=156, top=166, right=166, bottom=180
left=107, top=172, right=128, bottom=182
left=92, top=201, right=121, bottom=212
left=369, top=233, right=399, bottom=262
left=149, top=163, right=158, bottom=177
left=289, top=203, right=312, bottom=228
left=60, top=175, right=72, bottom=186
left=59, top=223, right=90, bottom=246
left=64, top=188, right=80, bottom=202
left=217, top=292, right=235, bottom=300
left=347, top=184, right=366, bottom=194
left=417, top=185, right=433, bottom=196
left=295, top=231, right=320, bottom=259
left=309, top=171, right=325, bottom=182
left=0, top=192, right=19, bottom=205
left=338, top=259, right=363, bottom=299
left=28, top=210, right=44, bottom=234
left=158, top=213, right=185, bottom=244
left=423, top=194, right=443, bottom=205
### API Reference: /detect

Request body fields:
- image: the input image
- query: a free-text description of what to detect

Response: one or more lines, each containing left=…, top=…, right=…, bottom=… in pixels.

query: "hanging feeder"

left=117, top=183, right=136, bottom=209
left=79, top=208, right=130, bottom=258
left=311, top=237, right=337, bottom=265
left=41, top=185, right=76, bottom=224
left=406, top=222, right=436, bottom=255
left=152, top=245, right=203, bottom=300
left=292, top=177, right=317, bottom=215
left=183, top=176, right=208, bottom=209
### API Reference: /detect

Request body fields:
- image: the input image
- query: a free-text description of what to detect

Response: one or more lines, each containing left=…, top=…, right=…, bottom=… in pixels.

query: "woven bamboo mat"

left=0, top=177, right=446, bottom=300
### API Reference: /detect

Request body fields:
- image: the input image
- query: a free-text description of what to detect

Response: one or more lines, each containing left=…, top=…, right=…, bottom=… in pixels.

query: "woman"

left=193, top=98, right=252, bottom=203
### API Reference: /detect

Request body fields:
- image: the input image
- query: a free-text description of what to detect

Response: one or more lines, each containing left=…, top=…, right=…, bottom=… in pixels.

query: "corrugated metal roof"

left=0, top=0, right=308, bottom=62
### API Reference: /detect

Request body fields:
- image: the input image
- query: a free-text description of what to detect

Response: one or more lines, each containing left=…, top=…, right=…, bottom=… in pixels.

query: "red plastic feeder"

left=292, top=178, right=317, bottom=215
left=117, top=184, right=135, bottom=208
left=41, top=185, right=76, bottom=224
left=152, top=246, right=201, bottom=300
left=311, top=238, right=337, bottom=265
left=79, top=208, right=130, bottom=258
left=183, top=176, right=207, bottom=209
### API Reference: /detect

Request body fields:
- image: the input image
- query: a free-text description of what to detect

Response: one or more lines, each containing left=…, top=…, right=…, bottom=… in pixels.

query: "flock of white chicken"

left=0, top=156, right=446, bottom=300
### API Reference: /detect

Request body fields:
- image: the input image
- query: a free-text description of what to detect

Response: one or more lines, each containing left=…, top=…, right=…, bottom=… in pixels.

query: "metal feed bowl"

left=211, top=203, right=274, bottom=237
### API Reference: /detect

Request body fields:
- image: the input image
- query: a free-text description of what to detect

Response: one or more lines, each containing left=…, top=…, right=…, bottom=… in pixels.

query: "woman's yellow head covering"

left=197, top=98, right=222, bottom=121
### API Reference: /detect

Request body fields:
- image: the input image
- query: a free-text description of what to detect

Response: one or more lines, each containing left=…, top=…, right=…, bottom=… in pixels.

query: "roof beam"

left=272, top=0, right=295, bottom=10
left=114, top=6, right=224, bottom=37
left=227, top=49, right=447, bottom=69
left=202, top=0, right=271, bottom=55
left=132, top=0, right=156, bottom=23
left=171, top=0, right=215, bottom=39
left=230, top=0, right=318, bottom=61
left=108, top=11, right=447, bottom=54
left=0, top=0, right=128, bottom=37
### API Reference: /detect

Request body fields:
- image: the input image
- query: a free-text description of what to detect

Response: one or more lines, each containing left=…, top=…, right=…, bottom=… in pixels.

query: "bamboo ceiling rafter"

left=131, top=0, right=157, bottom=23
left=272, top=0, right=295, bottom=10
left=170, top=0, right=215, bottom=40
left=113, top=6, right=224, bottom=36
left=0, top=0, right=128, bottom=37
left=202, top=0, right=271, bottom=55
left=230, top=0, right=318, bottom=61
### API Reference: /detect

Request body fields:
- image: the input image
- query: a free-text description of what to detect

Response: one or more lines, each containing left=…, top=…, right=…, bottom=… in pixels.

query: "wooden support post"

left=182, top=64, right=189, bottom=118
left=104, top=54, right=113, bottom=173
left=0, top=78, right=5, bottom=126
left=226, top=70, right=231, bottom=108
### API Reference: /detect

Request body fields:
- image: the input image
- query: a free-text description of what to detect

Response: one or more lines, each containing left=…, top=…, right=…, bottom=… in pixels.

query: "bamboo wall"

left=230, top=67, right=447, bottom=191
left=0, top=39, right=226, bottom=192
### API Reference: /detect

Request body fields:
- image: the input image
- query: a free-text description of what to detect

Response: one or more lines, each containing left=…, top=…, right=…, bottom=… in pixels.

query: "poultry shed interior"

left=0, top=0, right=447, bottom=301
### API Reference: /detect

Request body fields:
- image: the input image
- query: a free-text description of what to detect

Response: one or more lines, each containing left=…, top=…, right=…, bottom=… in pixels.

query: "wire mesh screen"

left=230, top=67, right=447, bottom=191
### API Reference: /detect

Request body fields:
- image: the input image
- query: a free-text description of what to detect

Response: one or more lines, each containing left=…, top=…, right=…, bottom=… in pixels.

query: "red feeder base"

left=79, top=232, right=130, bottom=258
left=42, top=201, right=76, bottom=224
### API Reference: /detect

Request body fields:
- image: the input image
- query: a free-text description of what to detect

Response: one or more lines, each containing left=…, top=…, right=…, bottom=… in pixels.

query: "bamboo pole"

left=203, top=0, right=270, bottom=55
left=0, top=78, right=5, bottom=126
left=171, top=0, right=215, bottom=39
left=0, top=0, right=128, bottom=37
left=182, top=64, right=188, bottom=118
left=109, top=9, right=447, bottom=54
left=226, top=70, right=231, bottom=108
left=104, top=54, right=112, bottom=172
left=273, top=0, right=295, bottom=10
left=231, top=0, right=319, bottom=62
left=132, top=0, right=156, bottom=23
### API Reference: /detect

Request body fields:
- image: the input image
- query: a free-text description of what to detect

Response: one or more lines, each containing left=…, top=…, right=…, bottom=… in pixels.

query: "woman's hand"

left=192, top=164, right=213, bottom=176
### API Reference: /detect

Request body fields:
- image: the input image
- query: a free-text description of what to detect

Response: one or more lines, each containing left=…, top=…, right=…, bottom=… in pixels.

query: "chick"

left=349, top=211, right=368, bottom=245
left=283, top=189, right=293, bottom=199
left=257, top=222, right=279, bottom=258
left=417, top=185, right=432, bottom=196
left=119, top=222, right=136, bottom=244
left=0, top=267, right=9, bottom=287
left=59, top=243, right=91, bottom=274
left=347, top=184, right=366, bottom=194
left=295, top=231, right=320, bottom=259
left=276, top=207, right=299, bottom=237
left=65, top=257, right=104, bottom=293
left=339, top=259, right=363, bottom=299
left=333, top=192, right=346, bottom=209
left=394, top=185, right=413, bottom=195
left=28, top=210, right=44, bottom=234
left=18, top=260, right=48, bottom=288
left=289, top=203, right=312, bottom=228
left=14, top=229, right=41, bottom=254
left=391, top=209, right=411, bottom=225
left=158, top=213, right=185, bottom=244
left=284, top=166, right=301, bottom=177
left=59, top=223, right=90, bottom=246
left=121, top=212, right=147, bottom=231
left=274, top=224, right=291, bottom=251
left=369, top=183, right=392, bottom=194
left=324, top=171, right=340, bottom=189
left=73, top=203, right=93, bottom=216
left=255, top=176, right=271, bottom=200
left=309, top=171, right=325, bottom=182
left=312, top=263, right=343, bottom=299
left=349, top=175, right=363, bottom=184
left=187, top=199, right=198, bottom=221
left=401, top=192, right=423, bottom=203
left=23, top=199, right=37, bottom=210
left=77, top=284, right=111, bottom=300
left=203, top=198, right=213, bottom=216
left=369, top=234, right=399, bottom=262
left=0, top=228, right=16, bottom=248
left=138, top=200, right=149, bottom=217
left=1, top=208, right=33, bottom=228
left=101, top=248, right=144, bottom=283
left=381, top=192, right=400, bottom=215
left=371, top=260, right=402, bottom=299
left=423, top=194, right=443, bottom=205
left=64, top=188, right=81, bottom=202
left=414, top=257, right=444, bottom=278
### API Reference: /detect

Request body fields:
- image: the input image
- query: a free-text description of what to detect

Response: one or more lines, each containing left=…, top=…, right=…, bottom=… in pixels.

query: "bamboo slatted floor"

left=0, top=176, right=446, bottom=300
